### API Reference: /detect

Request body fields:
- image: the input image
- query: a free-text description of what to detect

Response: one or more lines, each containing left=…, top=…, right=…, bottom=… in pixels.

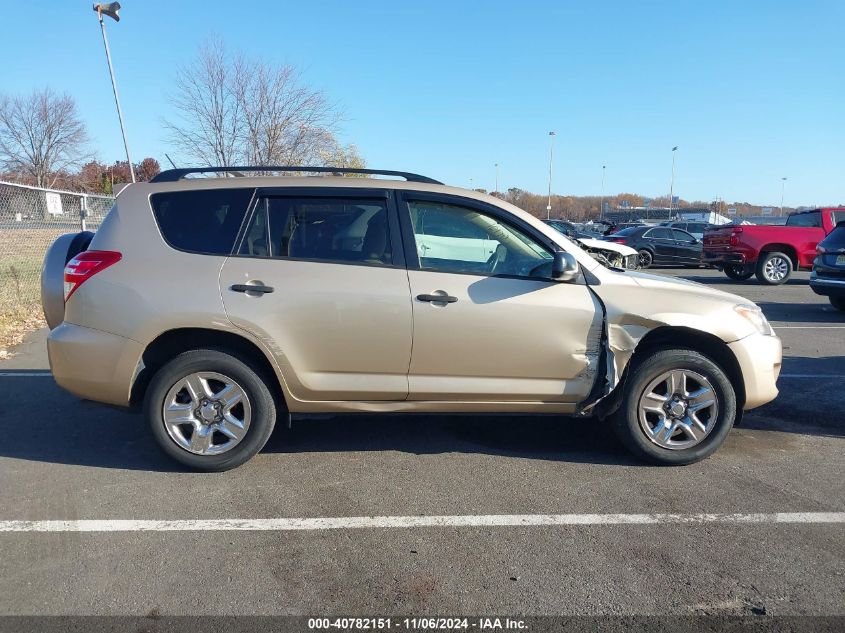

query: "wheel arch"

left=596, top=325, right=746, bottom=419
left=130, top=327, right=288, bottom=410
left=758, top=244, right=798, bottom=268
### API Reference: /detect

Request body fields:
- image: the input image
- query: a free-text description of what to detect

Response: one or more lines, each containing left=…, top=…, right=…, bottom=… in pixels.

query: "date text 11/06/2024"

left=307, top=617, right=528, bottom=630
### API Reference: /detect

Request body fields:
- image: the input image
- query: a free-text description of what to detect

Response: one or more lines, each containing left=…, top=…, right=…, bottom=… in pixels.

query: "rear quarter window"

left=151, top=188, right=254, bottom=255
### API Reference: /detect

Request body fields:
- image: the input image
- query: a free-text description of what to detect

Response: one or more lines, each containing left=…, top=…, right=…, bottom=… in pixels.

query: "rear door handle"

left=417, top=293, right=458, bottom=303
left=231, top=283, right=274, bottom=295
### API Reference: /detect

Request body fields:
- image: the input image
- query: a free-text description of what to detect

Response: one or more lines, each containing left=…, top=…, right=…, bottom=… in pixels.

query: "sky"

left=1, top=1, right=843, bottom=207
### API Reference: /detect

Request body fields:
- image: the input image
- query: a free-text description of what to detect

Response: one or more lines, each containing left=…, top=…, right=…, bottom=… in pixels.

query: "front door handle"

left=417, top=293, right=458, bottom=303
left=231, top=283, right=274, bottom=295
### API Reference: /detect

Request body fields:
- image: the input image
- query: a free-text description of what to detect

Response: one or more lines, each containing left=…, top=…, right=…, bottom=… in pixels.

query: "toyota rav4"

left=41, top=167, right=782, bottom=471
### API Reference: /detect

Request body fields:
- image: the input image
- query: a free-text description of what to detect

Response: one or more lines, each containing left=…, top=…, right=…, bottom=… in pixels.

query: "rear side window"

left=646, top=228, right=672, bottom=239
left=821, top=227, right=845, bottom=248
left=151, top=188, right=254, bottom=255
left=786, top=211, right=821, bottom=228
left=239, top=197, right=393, bottom=265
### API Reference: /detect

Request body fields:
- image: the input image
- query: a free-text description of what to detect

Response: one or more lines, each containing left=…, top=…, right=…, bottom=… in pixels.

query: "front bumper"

left=727, top=333, right=782, bottom=410
left=48, top=323, right=143, bottom=407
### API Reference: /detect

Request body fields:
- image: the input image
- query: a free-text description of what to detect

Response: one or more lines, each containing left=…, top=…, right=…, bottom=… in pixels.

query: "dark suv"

left=810, top=221, right=845, bottom=311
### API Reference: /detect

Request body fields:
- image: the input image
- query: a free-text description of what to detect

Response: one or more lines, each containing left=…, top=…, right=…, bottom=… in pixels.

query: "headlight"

left=734, top=304, right=775, bottom=336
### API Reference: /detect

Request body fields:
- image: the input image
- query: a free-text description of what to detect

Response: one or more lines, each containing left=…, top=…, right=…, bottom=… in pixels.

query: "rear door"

left=644, top=227, right=677, bottom=263
left=219, top=188, right=413, bottom=402
left=397, top=192, right=602, bottom=403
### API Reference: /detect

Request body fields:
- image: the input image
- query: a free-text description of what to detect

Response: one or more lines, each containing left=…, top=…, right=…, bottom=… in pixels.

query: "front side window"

left=786, top=211, right=821, bottom=228
left=151, top=188, right=254, bottom=255
left=408, top=200, right=552, bottom=277
left=240, top=197, right=392, bottom=265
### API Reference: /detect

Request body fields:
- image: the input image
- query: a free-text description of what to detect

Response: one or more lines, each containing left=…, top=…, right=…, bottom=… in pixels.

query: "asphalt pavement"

left=0, top=268, right=843, bottom=619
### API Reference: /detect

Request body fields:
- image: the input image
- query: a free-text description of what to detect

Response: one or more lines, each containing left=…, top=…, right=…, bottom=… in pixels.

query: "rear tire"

left=830, top=296, right=845, bottom=312
left=637, top=249, right=654, bottom=269
left=145, top=348, right=277, bottom=471
left=724, top=264, right=754, bottom=281
left=612, top=348, right=736, bottom=466
left=755, top=251, right=793, bottom=285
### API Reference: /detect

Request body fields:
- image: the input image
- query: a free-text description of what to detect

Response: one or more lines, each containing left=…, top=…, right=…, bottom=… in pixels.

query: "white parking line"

left=0, top=372, right=51, bottom=377
left=0, top=512, right=843, bottom=533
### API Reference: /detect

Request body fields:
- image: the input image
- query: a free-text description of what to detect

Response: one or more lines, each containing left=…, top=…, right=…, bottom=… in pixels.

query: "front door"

left=220, top=190, right=413, bottom=402
left=399, top=194, right=602, bottom=403
left=645, top=227, right=678, bottom=264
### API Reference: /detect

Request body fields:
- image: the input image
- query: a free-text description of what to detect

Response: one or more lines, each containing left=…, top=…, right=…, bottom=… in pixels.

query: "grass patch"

left=0, top=228, right=70, bottom=356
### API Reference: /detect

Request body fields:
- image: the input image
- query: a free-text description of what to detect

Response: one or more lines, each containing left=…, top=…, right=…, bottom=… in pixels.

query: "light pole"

left=780, top=177, right=787, bottom=216
left=494, top=163, right=499, bottom=196
left=668, top=146, right=678, bottom=215
left=599, top=165, right=606, bottom=220
left=93, top=2, right=135, bottom=182
left=547, top=131, right=556, bottom=219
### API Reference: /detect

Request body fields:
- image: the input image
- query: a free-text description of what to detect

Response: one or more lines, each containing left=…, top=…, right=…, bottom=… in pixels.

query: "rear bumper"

left=702, top=250, right=749, bottom=266
left=727, top=333, right=782, bottom=410
left=809, top=273, right=845, bottom=298
left=47, top=323, right=142, bottom=407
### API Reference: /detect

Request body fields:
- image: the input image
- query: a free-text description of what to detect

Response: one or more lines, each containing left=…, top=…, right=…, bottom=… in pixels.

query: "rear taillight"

left=729, top=227, right=743, bottom=246
left=63, top=250, right=122, bottom=301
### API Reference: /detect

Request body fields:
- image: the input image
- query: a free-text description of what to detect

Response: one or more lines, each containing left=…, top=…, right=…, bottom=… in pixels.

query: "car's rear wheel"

left=755, top=251, right=793, bottom=285
left=145, top=349, right=277, bottom=471
left=830, top=296, right=845, bottom=312
left=637, top=249, right=654, bottom=269
left=724, top=264, right=754, bottom=281
left=612, top=348, right=736, bottom=465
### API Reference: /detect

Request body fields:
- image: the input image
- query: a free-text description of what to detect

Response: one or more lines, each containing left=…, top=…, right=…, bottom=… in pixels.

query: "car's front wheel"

left=637, top=249, right=654, bottom=269
left=145, top=349, right=277, bottom=471
left=612, top=348, right=736, bottom=465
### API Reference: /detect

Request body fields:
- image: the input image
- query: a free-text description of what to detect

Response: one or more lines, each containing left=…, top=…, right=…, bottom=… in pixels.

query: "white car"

left=577, top=236, right=639, bottom=269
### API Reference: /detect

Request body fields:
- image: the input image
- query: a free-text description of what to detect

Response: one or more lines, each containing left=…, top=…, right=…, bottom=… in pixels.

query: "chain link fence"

left=0, top=180, right=114, bottom=353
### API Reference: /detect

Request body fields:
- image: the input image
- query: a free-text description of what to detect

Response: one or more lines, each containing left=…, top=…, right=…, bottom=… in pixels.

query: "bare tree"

left=0, top=88, right=89, bottom=188
left=165, top=38, right=350, bottom=169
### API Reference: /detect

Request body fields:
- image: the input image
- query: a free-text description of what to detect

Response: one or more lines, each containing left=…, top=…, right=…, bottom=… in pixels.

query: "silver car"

left=42, top=167, right=782, bottom=471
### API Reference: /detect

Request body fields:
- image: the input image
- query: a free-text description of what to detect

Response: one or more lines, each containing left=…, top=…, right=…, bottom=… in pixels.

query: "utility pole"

left=668, top=146, right=678, bottom=216
left=599, top=165, right=606, bottom=220
left=494, top=163, right=499, bottom=196
left=547, top=131, right=556, bottom=219
left=780, top=177, right=787, bottom=216
left=93, top=2, right=135, bottom=182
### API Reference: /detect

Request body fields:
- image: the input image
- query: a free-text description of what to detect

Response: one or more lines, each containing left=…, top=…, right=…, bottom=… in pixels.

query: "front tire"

left=612, top=348, right=736, bottom=465
left=724, top=264, right=754, bottom=281
left=145, top=349, right=277, bottom=471
left=755, top=251, right=793, bottom=285
left=830, top=296, right=845, bottom=312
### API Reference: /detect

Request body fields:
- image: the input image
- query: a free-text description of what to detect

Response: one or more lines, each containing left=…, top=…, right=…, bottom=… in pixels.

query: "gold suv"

left=41, top=167, right=782, bottom=471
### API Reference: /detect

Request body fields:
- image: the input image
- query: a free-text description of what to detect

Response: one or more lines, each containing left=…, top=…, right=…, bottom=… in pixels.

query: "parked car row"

left=602, top=225, right=703, bottom=268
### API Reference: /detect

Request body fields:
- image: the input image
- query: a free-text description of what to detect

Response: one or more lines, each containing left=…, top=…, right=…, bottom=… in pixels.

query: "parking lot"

left=0, top=267, right=842, bottom=618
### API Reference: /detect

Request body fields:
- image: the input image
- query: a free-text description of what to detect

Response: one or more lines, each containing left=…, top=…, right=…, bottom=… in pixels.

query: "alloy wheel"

left=637, top=369, right=719, bottom=450
left=764, top=256, right=790, bottom=282
left=162, top=371, right=252, bottom=455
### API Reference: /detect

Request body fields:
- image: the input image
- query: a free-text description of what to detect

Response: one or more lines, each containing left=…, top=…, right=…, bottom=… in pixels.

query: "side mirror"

left=552, top=251, right=579, bottom=282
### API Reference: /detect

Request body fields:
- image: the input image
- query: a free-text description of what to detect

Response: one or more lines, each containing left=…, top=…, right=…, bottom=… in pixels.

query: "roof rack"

left=149, top=166, right=442, bottom=184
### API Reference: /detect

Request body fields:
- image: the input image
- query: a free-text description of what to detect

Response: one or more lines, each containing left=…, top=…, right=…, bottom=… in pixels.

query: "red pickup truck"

left=703, top=207, right=845, bottom=285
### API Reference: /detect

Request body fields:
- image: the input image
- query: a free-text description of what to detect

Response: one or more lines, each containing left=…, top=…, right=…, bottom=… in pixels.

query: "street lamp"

left=93, top=2, right=135, bottom=182
left=599, top=165, right=606, bottom=220
left=547, top=131, right=556, bottom=219
left=668, top=146, right=678, bottom=215
left=780, top=177, right=787, bottom=216
left=494, top=163, right=499, bottom=196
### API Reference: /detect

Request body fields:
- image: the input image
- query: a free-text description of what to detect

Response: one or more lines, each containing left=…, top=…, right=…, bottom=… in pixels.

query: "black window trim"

left=149, top=187, right=258, bottom=257
left=394, top=190, right=574, bottom=283
left=230, top=186, right=406, bottom=270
